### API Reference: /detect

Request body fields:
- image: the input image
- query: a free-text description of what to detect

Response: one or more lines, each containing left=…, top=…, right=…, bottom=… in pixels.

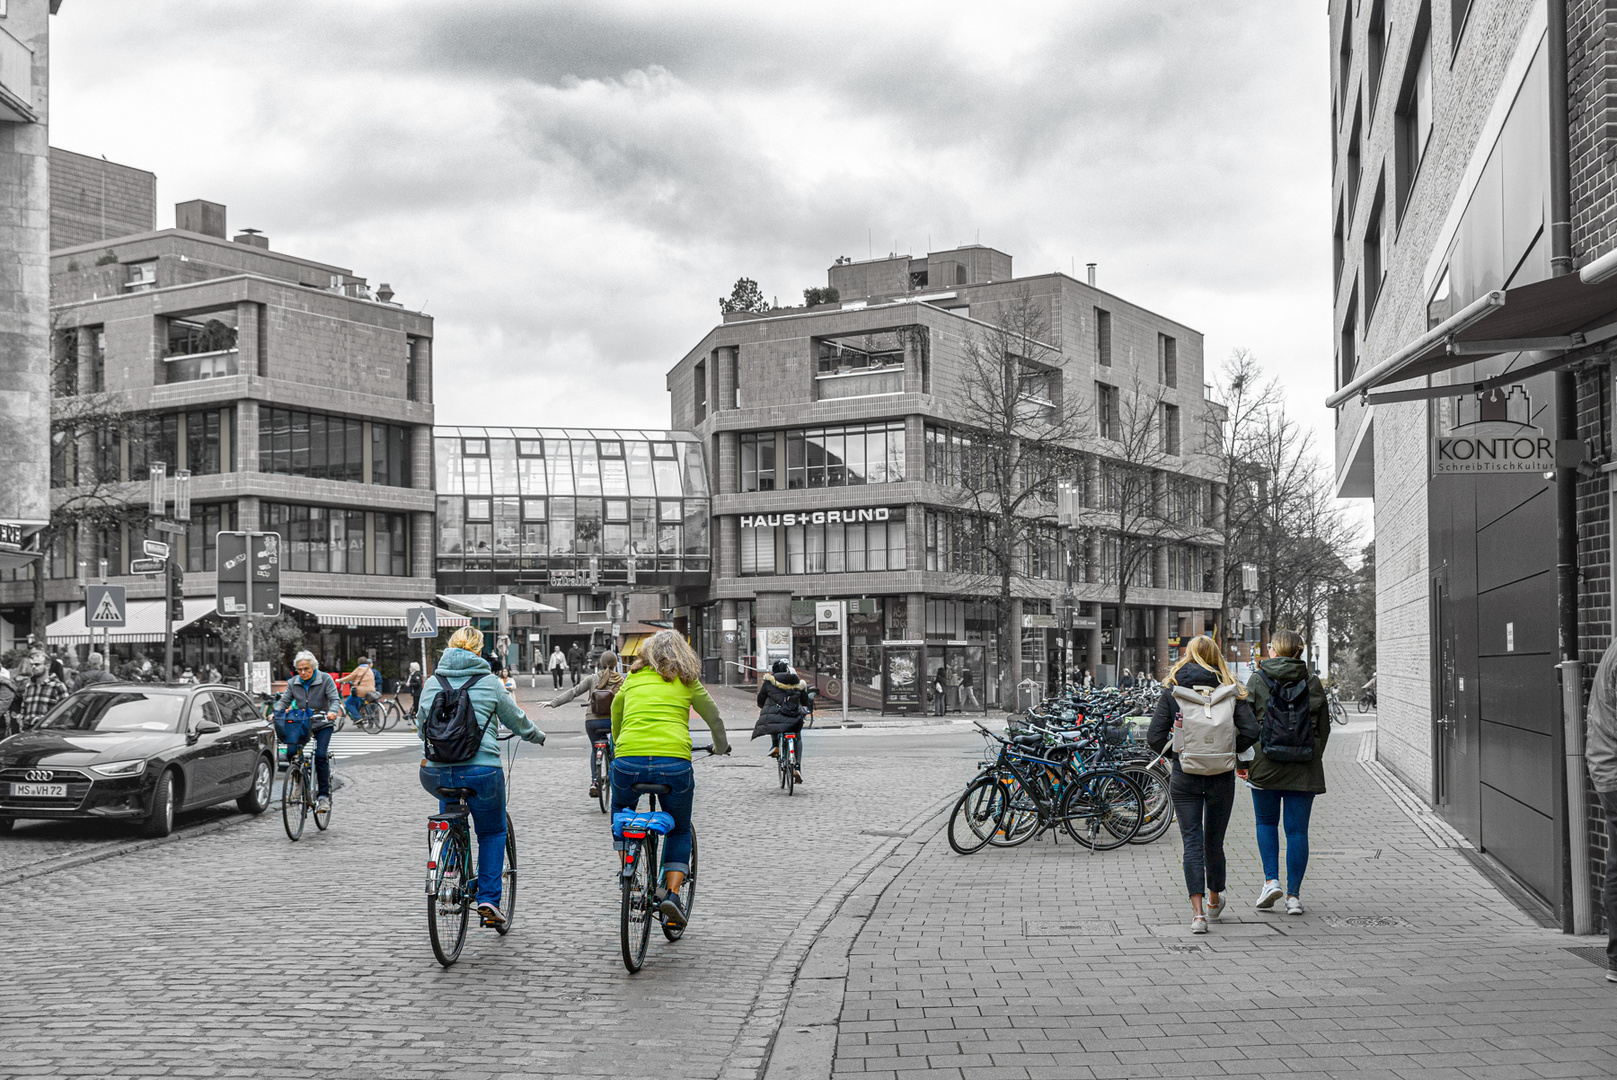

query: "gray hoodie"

left=1587, top=641, right=1617, bottom=794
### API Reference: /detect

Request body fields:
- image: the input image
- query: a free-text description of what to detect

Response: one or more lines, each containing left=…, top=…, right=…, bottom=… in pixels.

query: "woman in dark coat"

left=752, top=660, right=812, bottom=783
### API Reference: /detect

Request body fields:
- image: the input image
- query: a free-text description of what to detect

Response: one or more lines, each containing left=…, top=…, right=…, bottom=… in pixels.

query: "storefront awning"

left=281, top=597, right=469, bottom=629
left=45, top=598, right=216, bottom=646
left=1326, top=260, right=1617, bottom=409
left=435, top=594, right=559, bottom=616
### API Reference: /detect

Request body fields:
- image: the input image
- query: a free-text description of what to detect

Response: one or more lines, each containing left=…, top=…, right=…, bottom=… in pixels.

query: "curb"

left=718, top=793, right=955, bottom=1080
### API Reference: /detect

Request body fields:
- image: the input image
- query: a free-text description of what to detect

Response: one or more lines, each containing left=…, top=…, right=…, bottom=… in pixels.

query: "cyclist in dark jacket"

left=545, top=650, right=624, bottom=798
left=752, top=660, right=811, bottom=783
left=273, top=650, right=342, bottom=813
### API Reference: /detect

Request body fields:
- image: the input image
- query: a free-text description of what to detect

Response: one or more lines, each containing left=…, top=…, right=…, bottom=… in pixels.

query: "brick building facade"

left=47, top=147, right=154, bottom=250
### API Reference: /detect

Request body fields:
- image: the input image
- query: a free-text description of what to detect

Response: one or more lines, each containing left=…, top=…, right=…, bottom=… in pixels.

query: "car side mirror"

left=193, top=719, right=222, bottom=737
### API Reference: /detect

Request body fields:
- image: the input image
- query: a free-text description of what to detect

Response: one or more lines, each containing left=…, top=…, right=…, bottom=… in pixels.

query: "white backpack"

left=1171, top=683, right=1238, bottom=775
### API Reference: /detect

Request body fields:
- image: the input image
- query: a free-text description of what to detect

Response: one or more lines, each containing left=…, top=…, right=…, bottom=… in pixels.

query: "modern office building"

left=1326, top=0, right=1617, bottom=930
left=669, top=244, right=1227, bottom=712
left=3, top=185, right=447, bottom=680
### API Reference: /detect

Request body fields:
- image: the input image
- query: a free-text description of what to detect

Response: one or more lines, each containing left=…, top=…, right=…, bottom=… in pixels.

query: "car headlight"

left=91, top=758, right=147, bottom=777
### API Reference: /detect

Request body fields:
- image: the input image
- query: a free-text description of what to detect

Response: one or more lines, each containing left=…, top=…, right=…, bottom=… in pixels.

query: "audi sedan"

left=0, top=684, right=276, bottom=838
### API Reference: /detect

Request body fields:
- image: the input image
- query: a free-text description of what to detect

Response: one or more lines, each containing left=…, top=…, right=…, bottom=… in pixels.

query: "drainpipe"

left=1547, top=0, right=1590, bottom=936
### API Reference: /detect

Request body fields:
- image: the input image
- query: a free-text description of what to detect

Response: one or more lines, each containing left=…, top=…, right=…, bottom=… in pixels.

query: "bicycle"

left=425, top=732, right=524, bottom=968
left=273, top=709, right=335, bottom=841
left=1326, top=686, right=1348, bottom=726
left=381, top=695, right=409, bottom=730
left=1358, top=687, right=1377, bottom=714
left=777, top=728, right=802, bottom=795
left=615, top=744, right=720, bottom=973
left=591, top=733, right=613, bottom=814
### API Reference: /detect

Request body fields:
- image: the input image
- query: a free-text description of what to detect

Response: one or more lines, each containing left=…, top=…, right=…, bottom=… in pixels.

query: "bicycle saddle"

left=435, top=786, right=478, bottom=800
left=630, top=782, right=672, bottom=795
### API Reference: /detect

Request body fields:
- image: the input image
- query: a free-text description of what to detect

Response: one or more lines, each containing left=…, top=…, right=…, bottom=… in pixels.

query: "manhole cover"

left=860, top=829, right=910, bottom=837
left=1145, top=922, right=1280, bottom=938
left=1163, top=943, right=1206, bottom=953
left=1563, top=946, right=1611, bottom=969
left=1311, top=849, right=1380, bottom=859
left=1023, top=919, right=1118, bottom=937
left=1327, top=915, right=1413, bottom=928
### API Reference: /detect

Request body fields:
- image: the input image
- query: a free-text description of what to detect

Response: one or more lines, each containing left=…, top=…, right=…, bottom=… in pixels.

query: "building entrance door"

left=1431, top=569, right=1470, bottom=820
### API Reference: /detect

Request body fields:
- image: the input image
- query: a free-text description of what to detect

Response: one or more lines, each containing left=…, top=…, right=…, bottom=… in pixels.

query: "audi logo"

left=24, top=769, right=53, bottom=782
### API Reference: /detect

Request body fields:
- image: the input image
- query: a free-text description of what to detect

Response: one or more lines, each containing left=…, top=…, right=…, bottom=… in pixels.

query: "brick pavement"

left=812, top=721, right=1617, bottom=1080
left=0, top=728, right=970, bottom=1080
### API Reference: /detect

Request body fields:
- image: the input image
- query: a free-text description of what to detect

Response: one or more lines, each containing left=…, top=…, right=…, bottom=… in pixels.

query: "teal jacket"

left=416, top=648, right=543, bottom=767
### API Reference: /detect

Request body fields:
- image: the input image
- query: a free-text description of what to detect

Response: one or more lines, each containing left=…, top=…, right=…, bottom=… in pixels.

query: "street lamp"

left=148, top=462, right=167, bottom=516
left=173, top=470, right=191, bottom=522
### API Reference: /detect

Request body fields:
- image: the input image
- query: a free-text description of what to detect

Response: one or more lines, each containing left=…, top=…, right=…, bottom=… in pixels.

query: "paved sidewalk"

left=815, top=722, right=1616, bottom=1080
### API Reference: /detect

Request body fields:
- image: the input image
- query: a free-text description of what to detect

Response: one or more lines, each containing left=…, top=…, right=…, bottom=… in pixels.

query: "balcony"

left=0, top=25, right=34, bottom=124
left=164, top=349, right=239, bottom=384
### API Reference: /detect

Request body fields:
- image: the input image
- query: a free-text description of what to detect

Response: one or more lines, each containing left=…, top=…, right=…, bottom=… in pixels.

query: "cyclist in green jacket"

left=609, top=629, right=729, bottom=929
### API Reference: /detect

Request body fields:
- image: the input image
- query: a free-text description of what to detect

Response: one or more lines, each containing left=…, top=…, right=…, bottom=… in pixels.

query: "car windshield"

left=37, top=692, right=185, bottom=733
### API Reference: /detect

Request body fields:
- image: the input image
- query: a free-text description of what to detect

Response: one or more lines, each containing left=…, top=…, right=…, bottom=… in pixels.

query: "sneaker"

left=768, top=747, right=779, bottom=758
left=1255, top=880, right=1283, bottom=910
left=792, top=769, right=803, bottom=785
left=477, top=902, right=507, bottom=929
left=315, top=796, right=330, bottom=814
left=658, top=890, right=688, bottom=929
left=588, top=783, right=599, bottom=798
left=1190, top=915, right=1208, bottom=934
left=1285, top=895, right=1305, bottom=915
left=1205, top=893, right=1226, bottom=920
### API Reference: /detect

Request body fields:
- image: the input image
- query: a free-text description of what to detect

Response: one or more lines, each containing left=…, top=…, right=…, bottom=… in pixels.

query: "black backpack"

left=422, top=673, right=493, bottom=764
left=1258, top=672, right=1315, bottom=763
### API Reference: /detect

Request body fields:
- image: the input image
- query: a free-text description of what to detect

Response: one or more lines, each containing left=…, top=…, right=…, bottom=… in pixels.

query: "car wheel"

left=237, top=755, right=274, bottom=815
left=138, top=769, right=178, bottom=838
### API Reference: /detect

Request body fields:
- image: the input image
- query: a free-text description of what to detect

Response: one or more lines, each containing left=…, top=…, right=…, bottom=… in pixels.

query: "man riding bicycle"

left=274, top=651, right=342, bottom=814
left=339, top=653, right=381, bottom=724
left=417, top=626, right=545, bottom=930
left=610, top=630, right=729, bottom=929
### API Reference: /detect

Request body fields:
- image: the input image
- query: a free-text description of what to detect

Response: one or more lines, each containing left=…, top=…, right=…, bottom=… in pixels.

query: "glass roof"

left=435, top=427, right=701, bottom=442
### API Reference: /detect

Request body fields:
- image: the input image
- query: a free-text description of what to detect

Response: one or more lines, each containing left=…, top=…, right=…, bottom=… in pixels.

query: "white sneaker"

left=1205, top=893, right=1226, bottom=920
left=1285, top=895, right=1304, bottom=915
left=1255, top=880, right=1283, bottom=910
left=1190, top=915, right=1208, bottom=934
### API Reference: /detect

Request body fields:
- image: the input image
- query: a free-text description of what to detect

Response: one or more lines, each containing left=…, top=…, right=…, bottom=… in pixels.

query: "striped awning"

left=280, top=596, right=469, bottom=629
left=45, top=598, right=216, bottom=646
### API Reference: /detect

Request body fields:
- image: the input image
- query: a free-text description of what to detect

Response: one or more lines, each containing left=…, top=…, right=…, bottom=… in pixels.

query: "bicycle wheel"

left=663, top=829, right=696, bottom=942
left=429, top=830, right=472, bottom=967
left=1062, top=770, right=1144, bottom=850
left=313, top=774, right=332, bottom=832
left=496, top=813, right=516, bottom=936
left=282, top=764, right=307, bottom=841
left=783, top=739, right=795, bottom=797
left=595, top=747, right=610, bottom=814
left=1331, top=700, right=1347, bottom=726
left=1357, top=697, right=1371, bottom=714
left=620, top=836, right=655, bottom=973
left=1120, top=765, right=1174, bottom=845
left=382, top=699, right=405, bottom=730
left=947, top=776, right=1007, bottom=855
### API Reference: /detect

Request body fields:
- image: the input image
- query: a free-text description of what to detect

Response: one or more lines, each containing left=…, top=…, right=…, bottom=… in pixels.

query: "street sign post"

left=218, top=531, right=282, bottom=694
left=405, top=605, right=438, bottom=679
left=84, top=584, right=126, bottom=629
left=142, top=540, right=170, bottom=560
left=129, top=557, right=166, bottom=575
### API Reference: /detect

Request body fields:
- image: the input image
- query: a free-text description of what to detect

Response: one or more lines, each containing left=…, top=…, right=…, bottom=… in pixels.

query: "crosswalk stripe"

left=325, top=732, right=420, bottom=758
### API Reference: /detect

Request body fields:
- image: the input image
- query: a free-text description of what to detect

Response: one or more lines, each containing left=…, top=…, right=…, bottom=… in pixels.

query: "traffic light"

left=168, top=560, right=185, bottom=622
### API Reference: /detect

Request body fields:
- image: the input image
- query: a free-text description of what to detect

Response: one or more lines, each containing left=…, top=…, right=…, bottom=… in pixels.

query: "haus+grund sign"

left=739, top=507, right=894, bottom=528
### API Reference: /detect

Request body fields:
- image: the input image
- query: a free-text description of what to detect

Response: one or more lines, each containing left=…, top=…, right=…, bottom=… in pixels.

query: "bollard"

left=1561, top=659, right=1593, bottom=936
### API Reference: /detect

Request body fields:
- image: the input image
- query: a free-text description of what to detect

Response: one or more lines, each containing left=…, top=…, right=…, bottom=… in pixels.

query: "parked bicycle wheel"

left=984, top=776, right=1040, bottom=848
left=620, top=833, right=656, bottom=972
left=282, top=763, right=307, bottom=841
left=381, top=698, right=406, bottom=730
left=1120, top=765, right=1174, bottom=845
left=429, top=830, right=472, bottom=967
left=495, top=813, right=516, bottom=936
left=947, top=776, right=1007, bottom=855
left=662, top=829, right=696, bottom=942
left=1061, top=769, right=1143, bottom=850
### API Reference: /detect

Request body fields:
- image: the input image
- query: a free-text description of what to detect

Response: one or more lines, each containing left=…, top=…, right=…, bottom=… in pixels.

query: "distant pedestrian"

left=76, top=652, right=116, bottom=689
left=960, top=667, right=979, bottom=711
left=16, top=650, right=68, bottom=729
left=1583, top=638, right=1617, bottom=983
left=932, top=666, right=947, bottom=716
left=1120, top=667, right=1135, bottom=689
left=404, top=661, right=424, bottom=717
left=1082, top=669, right=1094, bottom=690
left=567, top=642, right=584, bottom=687
left=548, top=645, right=567, bottom=690
left=1148, top=635, right=1259, bottom=935
left=1242, top=629, right=1330, bottom=916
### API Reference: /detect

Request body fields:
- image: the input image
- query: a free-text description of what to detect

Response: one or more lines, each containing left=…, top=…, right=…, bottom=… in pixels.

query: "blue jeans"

left=1251, top=788, right=1316, bottom=896
left=419, top=764, right=507, bottom=907
left=278, top=720, right=333, bottom=798
left=611, top=756, right=694, bottom=875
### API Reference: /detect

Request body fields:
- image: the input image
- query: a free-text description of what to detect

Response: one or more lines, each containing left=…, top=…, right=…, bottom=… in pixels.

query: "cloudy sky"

left=51, top=0, right=1339, bottom=497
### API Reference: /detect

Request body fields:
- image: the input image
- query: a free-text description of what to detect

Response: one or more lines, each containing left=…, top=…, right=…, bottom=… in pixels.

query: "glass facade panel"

left=263, top=503, right=407, bottom=576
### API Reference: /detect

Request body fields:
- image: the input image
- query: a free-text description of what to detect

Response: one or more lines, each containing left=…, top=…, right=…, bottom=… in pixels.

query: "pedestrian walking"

left=1241, top=629, right=1330, bottom=916
left=548, top=645, right=567, bottom=689
left=1147, top=635, right=1259, bottom=934
left=76, top=652, right=116, bottom=689
left=960, top=666, right=980, bottom=710
left=1583, top=638, right=1617, bottom=982
left=932, top=666, right=947, bottom=716
left=404, top=661, right=424, bottom=717
left=16, top=650, right=68, bottom=729
left=567, top=642, right=584, bottom=687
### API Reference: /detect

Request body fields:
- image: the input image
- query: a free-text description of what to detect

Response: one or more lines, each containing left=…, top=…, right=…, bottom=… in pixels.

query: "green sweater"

left=1243, top=656, right=1330, bottom=794
left=610, top=667, right=729, bottom=760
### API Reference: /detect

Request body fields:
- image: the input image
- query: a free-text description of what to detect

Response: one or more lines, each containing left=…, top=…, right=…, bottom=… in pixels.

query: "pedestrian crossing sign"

left=406, top=606, right=437, bottom=640
left=84, top=585, right=127, bottom=628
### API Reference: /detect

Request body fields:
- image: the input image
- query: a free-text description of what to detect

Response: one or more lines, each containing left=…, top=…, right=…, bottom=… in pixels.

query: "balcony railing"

left=164, top=348, right=239, bottom=384
left=0, top=25, right=34, bottom=123
left=816, top=367, right=904, bottom=400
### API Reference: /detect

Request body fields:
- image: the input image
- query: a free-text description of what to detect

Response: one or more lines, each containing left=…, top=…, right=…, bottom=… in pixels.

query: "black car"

left=0, top=683, right=276, bottom=838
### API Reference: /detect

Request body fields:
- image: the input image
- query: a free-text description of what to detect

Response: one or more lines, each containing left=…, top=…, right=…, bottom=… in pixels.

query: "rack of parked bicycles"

left=948, top=684, right=1172, bottom=855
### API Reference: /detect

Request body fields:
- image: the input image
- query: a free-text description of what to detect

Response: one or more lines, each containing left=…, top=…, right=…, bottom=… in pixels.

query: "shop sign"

left=739, top=507, right=892, bottom=528
left=1433, top=386, right=1556, bottom=474
left=815, top=601, right=843, bottom=636
left=0, top=521, right=24, bottom=550
left=548, top=568, right=596, bottom=588
left=1022, top=614, right=1057, bottom=629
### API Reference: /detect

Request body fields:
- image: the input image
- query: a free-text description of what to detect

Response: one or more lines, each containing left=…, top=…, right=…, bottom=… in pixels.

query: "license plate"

left=11, top=783, right=67, bottom=797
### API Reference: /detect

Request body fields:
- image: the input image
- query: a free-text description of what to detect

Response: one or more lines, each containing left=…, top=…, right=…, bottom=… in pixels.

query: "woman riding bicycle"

left=273, top=651, right=342, bottom=814
left=752, top=659, right=810, bottom=785
left=417, top=626, right=546, bottom=931
left=609, top=630, right=729, bottom=929
left=545, top=649, right=624, bottom=800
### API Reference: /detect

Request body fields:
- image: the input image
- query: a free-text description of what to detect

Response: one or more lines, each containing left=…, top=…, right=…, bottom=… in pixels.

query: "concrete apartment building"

left=1327, top=0, right=1617, bottom=931
left=0, top=1, right=60, bottom=577
left=0, top=182, right=442, bottom=679
left=667, top=245, right=1227, bottom=712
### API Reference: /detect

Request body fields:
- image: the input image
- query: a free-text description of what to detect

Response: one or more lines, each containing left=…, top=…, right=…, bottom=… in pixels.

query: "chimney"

left=1086, top=263, right=1097, bottom=288
left=376, top=283, right=395, bottom=304
left=176, top=200, right=227, bottom=238
left=233, top=228, right=268, bottom=249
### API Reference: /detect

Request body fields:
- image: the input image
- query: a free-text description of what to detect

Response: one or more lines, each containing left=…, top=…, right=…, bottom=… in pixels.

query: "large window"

left=1395, top=11, right=1433, bottom=217
left=185, top=503, right=239, bottom=573
left=756, top=422, right=906, bottom=491
left=263, top=503, right=409, bottom=576
left=924, top=424, right=984, bottom=487
left=259, top=407, right=411, bottom=487
left=814, top=329, right=913, bottom=399
left=1097, top=383, right=1118, bottom=440
left=738, top=509, right=906, bottom=576
left=1364, top=180, right=1387, bottom=316
left=924, top=510, right=991, bottom=574
left=740, top=432, right=777, bottom=492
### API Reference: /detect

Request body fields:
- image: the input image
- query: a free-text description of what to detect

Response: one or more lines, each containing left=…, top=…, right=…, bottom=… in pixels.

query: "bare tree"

left=936, top=287, right=1089, bottom=700
left=1210, top=347, right=1281, bottom=642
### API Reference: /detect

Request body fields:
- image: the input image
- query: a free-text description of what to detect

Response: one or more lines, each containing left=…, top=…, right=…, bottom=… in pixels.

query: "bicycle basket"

left=612, top=810, right=675, bottom=839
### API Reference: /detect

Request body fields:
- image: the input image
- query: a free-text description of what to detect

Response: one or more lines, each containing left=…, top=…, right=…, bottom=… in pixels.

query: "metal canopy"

left=1326, top=270, right=1617, bottom=409
left=280, top=596, right=470, bottom=629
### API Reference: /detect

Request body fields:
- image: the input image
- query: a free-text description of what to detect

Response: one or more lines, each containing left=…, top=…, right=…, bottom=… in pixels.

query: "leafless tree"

left=1210, top=347, right=1281, bottom=642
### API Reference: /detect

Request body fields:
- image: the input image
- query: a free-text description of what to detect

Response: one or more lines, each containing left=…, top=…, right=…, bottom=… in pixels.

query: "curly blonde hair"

left=447, top=626, right=484, bottom=654
left=631, top=629, right=701, bottom=685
